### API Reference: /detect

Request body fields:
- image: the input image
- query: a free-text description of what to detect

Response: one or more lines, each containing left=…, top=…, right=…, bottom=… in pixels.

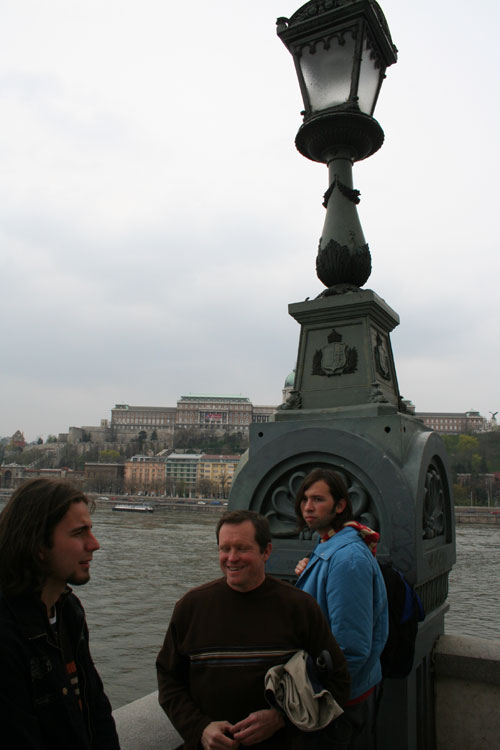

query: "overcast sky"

left=1, top=0, right=499, bottom=442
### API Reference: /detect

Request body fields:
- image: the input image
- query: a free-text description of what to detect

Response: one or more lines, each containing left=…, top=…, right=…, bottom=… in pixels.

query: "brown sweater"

left=156, top=576, right=350, bottom=749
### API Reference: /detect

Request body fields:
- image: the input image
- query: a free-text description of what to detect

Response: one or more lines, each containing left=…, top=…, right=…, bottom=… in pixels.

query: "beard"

left=66, top=570, right=91, bottom=586
left=305, top=512, right=338, bottom=533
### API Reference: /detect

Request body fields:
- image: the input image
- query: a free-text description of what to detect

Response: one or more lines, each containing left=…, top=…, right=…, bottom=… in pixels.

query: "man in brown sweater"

left=156, top=510, right=350, bottom=750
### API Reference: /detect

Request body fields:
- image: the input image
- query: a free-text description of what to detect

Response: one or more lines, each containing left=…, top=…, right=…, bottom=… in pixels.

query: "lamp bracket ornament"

left=277, top=390, right=303, bottom=410
left=368, top=382, right=389, bottom=403
left=323, top=175, right=361, bottom=207
left=316, top=237, right=371, bottom=288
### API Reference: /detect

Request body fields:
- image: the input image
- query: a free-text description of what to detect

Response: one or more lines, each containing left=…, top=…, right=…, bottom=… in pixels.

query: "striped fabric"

left=343, top=521, right=380, bottom=556
left=189, top=647, right=297, bottom=668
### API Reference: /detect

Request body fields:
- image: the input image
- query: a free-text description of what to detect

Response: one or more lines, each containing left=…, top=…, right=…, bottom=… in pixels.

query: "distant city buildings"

left=165, top=452, right=202, bottom=491
left=416, top=411, right=487, bottom=434
left=0, top=452, right=242, bottom=498
left=197, top=454, right=240, bottom=495
left=0, top=465, right=83, bottom=491
left=122, top=452, right=241, bottom=497
left=108, top=395, right=275, bottom=443
left=66, top=421, right=111, bottom=445
left=1, top=385, right=496, bottom=496
left=111, top=405, right=176, bottom=442
left=84, top=462, right=124, bottom=490
left=176, top=395, right=252, bottom=433
left=124, top=454, right=170, bottom=493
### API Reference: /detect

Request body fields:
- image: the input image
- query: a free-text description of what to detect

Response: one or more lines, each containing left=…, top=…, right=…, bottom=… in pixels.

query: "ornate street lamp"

left=230, top=8, right=456, bottom=744
left=277, top=0, right=397, bottom=292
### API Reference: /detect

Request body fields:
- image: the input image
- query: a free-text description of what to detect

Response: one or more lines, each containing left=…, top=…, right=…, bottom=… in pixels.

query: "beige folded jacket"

left=265, top=650, right=343, bottom=731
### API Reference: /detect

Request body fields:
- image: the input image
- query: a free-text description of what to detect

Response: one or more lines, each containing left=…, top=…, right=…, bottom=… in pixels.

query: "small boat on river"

left=112, top=503, right=154, bottom=513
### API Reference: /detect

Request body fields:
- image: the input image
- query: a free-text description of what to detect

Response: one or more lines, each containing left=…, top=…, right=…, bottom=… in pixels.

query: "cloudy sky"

left=1, top=0, right=499, bottom=442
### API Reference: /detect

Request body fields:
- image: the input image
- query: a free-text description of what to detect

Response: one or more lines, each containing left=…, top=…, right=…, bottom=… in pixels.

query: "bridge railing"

left=113, top=634, right=500, bottom=750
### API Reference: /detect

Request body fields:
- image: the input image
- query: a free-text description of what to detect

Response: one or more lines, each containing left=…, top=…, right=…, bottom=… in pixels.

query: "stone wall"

left=113, top=692, right=180, bottom=750
left=434, top=634, right=500, bottom=749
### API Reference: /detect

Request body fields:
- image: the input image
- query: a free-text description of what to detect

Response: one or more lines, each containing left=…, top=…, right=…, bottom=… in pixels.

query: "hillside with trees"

left=442, top=431, right=500, bottom=505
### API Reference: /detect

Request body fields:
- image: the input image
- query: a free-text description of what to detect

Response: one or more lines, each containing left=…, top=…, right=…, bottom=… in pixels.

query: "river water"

left=3, top=503, right=500, bottom=709
left=77, top=508, right=222, bottom=709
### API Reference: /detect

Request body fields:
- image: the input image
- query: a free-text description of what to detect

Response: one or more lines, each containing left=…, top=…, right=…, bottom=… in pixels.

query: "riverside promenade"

left=454, top=506, right=500, bottom=525
left=98, top=496, right=500, bottom=523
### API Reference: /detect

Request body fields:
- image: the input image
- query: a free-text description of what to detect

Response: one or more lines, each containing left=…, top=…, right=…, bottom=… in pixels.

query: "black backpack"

left=379, top=562, right=425, bottom=679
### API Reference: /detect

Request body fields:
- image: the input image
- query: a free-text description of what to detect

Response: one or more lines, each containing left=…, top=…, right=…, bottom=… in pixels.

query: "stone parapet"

left=434, top=634, right=500, bottom=750
left=113, top=634, right=500, bottom=750
left=113, top=692, right=181, bottom=750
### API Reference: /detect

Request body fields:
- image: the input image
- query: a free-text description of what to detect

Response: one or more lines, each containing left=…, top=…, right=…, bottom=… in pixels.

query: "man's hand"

left=295, top=557, right=309, bottom=577
left=230, top=708, right=285, bottom=746
left=201, top=721, right=240, bottom=750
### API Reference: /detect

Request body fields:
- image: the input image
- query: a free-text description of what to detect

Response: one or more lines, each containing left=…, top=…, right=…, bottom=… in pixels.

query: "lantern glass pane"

left=357, top=38, right=382, bottom=115
left=299, top=31, right=356, bottom=112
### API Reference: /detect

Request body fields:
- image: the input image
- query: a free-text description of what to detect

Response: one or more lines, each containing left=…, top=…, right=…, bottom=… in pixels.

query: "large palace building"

left=416, top=410, right=487, bottom=434
left=111, top=405, right=177, bottom=442
left=110, top=395, right=276, bottom=442
left=176, top=394, right=253, bottom=433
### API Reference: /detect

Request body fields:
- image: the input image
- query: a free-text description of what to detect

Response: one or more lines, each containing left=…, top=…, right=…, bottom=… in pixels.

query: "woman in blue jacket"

left=294, top=468, right=388, bottom=750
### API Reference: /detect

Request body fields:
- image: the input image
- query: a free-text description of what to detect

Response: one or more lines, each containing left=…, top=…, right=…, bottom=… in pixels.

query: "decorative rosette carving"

left=264, top=463, right=378, bottom=537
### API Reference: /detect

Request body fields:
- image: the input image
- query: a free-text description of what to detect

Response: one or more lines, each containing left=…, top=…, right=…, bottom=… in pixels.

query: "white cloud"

left=1, top=0, right=499, bottom=440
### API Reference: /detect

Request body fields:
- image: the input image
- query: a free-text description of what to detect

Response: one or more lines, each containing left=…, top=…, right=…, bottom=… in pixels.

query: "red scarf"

left=343, top=521, right=379, bottom=556
left=321, top=521, right=379, bottom=556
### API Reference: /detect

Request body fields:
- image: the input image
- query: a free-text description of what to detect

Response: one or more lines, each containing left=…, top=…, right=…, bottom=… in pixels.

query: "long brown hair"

left=0, top=478, right=91, bottom=597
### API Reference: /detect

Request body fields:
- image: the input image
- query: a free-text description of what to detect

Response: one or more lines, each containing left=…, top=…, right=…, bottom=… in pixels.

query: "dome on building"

left=284, top=369, right=296, bottom=388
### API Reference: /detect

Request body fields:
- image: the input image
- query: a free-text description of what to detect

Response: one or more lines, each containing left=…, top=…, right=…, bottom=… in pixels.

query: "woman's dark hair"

left=0, top=478, right=91, bottom=597
left=216, top=510, right=271, bottom=552
left=294, top=468, right=353, bottom=532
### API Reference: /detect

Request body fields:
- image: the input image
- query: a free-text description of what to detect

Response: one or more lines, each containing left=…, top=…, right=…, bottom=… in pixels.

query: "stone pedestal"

left=230, top=414, right=455, bottom=598
left=228, top=286, right=456, bottom=750
left=284, top=289, right=400, bottom=411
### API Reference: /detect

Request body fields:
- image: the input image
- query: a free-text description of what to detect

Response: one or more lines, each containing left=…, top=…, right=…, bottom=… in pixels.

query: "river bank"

left=95, top=496, right=500, bottom=523
left=454, top=506, right=500, bottom=524
left=96, top=497, right=227, bottom=514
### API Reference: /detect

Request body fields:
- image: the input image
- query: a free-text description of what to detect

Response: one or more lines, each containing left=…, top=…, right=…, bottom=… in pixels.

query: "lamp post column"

left=317, top=150, right=370, bottom=292
left=229, top=3, right=456, bottom=748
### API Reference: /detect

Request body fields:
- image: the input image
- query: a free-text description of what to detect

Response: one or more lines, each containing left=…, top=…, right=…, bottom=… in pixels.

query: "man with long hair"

left=294, top=468, right=388, bottom=750
left=0, top=478, right=120, bottom=749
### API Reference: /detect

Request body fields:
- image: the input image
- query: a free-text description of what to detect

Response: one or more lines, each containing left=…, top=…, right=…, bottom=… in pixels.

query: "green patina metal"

left=228, top=3, right=456, bottom=747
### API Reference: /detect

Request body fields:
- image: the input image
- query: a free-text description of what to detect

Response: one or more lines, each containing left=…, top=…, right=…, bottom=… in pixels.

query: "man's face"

left=300, top=479, right=345, bottom=534
left=218, top=520, right=271, bottom=593
left=41, top=501, right=100, bottom=593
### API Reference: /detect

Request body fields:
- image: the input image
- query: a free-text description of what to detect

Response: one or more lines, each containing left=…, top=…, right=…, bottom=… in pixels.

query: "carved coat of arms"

left=312, top=329, right=358, bottom=377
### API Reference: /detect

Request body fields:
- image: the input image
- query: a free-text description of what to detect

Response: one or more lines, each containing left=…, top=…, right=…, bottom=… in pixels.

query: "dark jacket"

left=0, top=588, right=120, bottom=750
